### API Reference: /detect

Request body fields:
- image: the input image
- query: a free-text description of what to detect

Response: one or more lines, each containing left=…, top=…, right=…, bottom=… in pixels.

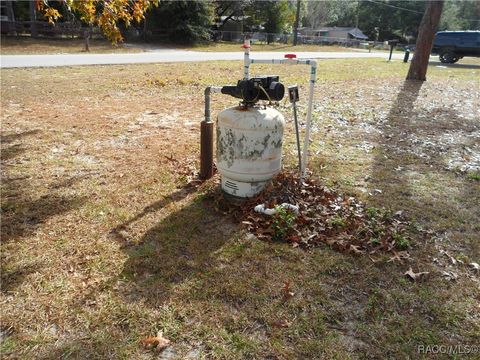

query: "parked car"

left=432, top=31, right=480, bottom=63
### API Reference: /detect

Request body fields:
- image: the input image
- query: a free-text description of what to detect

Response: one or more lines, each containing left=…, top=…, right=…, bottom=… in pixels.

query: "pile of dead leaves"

left=224, top=171, right=413, bottom=256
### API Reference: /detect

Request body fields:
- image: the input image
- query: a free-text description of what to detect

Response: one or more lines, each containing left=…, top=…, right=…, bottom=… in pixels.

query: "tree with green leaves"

left=440, top=0, right=480, bottom=30
left=37, top=0, right=158, bottom=44
left=246, top=0, right=295, bottom=43
left=36, top=0, right=214, bottom=44
left=304, top=0, right=478, bottom=43
left=146, top=1, right=214, bottom=43
left=214, top=0, right=252, bottom=31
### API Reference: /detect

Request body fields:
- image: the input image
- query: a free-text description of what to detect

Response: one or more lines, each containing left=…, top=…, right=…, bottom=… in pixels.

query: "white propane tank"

left=217, top=106, right=285, bottom=198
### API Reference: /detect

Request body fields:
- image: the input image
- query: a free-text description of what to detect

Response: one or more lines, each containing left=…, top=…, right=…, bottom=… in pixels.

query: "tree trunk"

left=29, top=0, right=38, bottom=38
left=406, top=1, right=444, bottom=81
left=293, top=0, right=301, bottom=46
left=267, top=33, right=274, bottom=45
left=6, top=1, right=16, bottom=35
left=84, top=30, right=90, bottom=52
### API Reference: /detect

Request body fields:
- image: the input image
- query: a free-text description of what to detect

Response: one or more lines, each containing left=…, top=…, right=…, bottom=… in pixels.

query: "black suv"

left=432, top=31, right=480, bottom=63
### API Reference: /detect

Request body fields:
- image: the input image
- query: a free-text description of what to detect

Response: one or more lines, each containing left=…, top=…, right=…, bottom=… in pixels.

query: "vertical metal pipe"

left=292, top=102, right=302, bottom=172
left=200, top=121, right=214, bottom=179
left=200, top=87, right=214, bottom=179
left=204, top=87, right=212, bottom=123
left=301, top=61, right=317, bottom=180
left=243, top=38, right=250, bottom=80
left=200, top=86, right=222, bottom=180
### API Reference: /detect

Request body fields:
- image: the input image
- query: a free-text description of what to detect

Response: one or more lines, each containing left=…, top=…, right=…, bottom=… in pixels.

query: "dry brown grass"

left=0, top=36, right=359, bottom=55
left=1, top=59, right=479, bottom=359
left=0, top=36, right=143, bottom=55
left=183, top=41, right=360, bottom=53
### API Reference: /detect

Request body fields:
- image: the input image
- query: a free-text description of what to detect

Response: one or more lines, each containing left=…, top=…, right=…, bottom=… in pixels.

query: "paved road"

left=0, top=49, right=405, bottom=68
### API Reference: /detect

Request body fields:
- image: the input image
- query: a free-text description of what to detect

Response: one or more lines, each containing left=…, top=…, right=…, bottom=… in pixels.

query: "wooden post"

left=406, top=1, right=444, bottom=81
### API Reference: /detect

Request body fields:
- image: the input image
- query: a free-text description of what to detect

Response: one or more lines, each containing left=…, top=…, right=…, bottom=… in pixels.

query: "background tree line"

left=7, top=0, right=480, bottom=44
left=305, top=0, right=479, bottom=43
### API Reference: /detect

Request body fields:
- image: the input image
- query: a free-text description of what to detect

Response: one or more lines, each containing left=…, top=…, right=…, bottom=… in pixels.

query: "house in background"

left=215, top=15, right=250, bottom=42
left=299, top=26, right=369, bottom=44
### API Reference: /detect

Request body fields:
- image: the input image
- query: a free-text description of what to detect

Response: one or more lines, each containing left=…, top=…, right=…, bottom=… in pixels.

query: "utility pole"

left=293, top=0, right=301, bottom=46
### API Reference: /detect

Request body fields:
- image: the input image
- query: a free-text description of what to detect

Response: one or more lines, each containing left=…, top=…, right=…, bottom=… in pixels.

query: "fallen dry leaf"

left=164, top=155, right=178, bottom=163
left=141, top=330, right=170, bottom=352
left=388, top=251, right=411, bottom=263
left=349, top=244, right=365, bottom=255
left=404, top=267, right=429, bottom=281
left=272, top=320, right=291, bottom=328
left=281, top=281, right=295, bottom=299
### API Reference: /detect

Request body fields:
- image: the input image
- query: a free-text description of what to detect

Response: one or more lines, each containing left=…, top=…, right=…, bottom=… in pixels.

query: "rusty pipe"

left=200, top=86, right=222, bottom=180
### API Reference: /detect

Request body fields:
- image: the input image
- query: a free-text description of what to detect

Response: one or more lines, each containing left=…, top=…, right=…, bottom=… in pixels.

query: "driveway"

left=0, top=49, right=405, bottom=68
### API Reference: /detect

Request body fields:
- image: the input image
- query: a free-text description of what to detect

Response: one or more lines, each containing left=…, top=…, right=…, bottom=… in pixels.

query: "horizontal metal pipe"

left=249, top=58, right=315, bottom=65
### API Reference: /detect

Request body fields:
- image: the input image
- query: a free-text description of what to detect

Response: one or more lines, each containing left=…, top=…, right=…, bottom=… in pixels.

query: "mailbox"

left=387, top=39, right=399, bottom=61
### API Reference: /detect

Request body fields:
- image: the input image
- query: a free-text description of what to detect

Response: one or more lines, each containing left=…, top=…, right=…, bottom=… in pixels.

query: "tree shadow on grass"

left=340, top=79, right=480, bottom=356
left=369, top=80, right=479, bottom=254
left=1, top=130, right=41, bottom=144
left=32, top=186, right=237, bottom=359
left=115, top=192, right=237, bottom=308
left=1, top=130, right=85, bottom=293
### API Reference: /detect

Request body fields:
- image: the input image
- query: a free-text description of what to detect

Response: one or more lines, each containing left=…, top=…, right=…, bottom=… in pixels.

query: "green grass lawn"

left=1, top=59, right=479, bottom=359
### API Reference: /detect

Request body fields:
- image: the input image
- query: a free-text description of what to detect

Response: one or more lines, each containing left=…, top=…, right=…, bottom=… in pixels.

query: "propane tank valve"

left=221, top=76, right=285, bottom=105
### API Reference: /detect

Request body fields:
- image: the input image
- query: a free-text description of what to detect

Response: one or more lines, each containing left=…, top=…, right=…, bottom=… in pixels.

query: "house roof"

left=347, top=28, right=369, bottom=40
left=316, top=27, right=358, bottom=31
left=314, top=27, right=369, bottom=40
left=220, top=16, right=250, bottom=22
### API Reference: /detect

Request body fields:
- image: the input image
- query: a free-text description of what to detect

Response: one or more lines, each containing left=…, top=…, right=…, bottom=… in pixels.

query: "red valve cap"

left=284, top=53, right=297, bottom=58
